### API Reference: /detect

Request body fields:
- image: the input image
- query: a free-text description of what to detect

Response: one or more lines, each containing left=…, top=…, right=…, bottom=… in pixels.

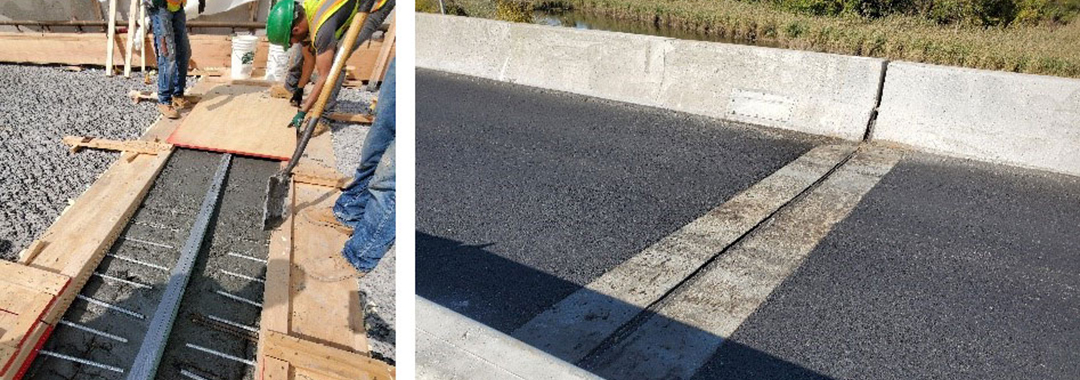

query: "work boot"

left=269, top=84, right=291, bottom=99
left=300, top=252, right=366, bottom=283
left=157, top=103, right=180, bottom=119
left=172, top=96, right=191, bottom=110
left=303, top=208, right=353, bottom=235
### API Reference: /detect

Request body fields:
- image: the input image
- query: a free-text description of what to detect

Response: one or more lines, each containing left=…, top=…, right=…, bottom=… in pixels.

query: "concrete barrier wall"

left=417, top=14, right=885, bottom=141
left=874, top=62, right=1080, bottom=176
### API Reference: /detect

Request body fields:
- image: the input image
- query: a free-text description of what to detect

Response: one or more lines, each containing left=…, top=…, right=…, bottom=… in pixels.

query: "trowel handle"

left=280, top=10, right=372, bottom=176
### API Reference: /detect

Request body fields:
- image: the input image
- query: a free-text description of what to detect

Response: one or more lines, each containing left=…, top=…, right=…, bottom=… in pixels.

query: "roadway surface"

left=416, top=69, right=1080, bottom=379
left=416, top=69, right=830, bottom=331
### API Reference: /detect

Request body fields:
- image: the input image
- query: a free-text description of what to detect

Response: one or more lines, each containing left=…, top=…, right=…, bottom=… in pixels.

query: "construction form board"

left=0, top=263, right=68, bottom=378
left=0, top=32, right=389, bottom=79
left=257, top=128, right=394, bottom=379
left=167, top=84, right=297, bottom=160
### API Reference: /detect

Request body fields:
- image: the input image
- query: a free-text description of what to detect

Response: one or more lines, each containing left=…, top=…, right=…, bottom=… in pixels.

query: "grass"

left=418, top=0, right=1080, bottom=78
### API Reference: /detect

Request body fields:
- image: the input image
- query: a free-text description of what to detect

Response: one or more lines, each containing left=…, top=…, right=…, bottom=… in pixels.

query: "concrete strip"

left=502, top=23, right=671, bottom=107
left=417, top=297, right=601, bottom=380
left=416, top=14, right=512, bottom=81
left=657, top=40, right=885, bottom=140
left=874, top=61, right=1080, bottom=177
left=511, top=143, right=856, bottom=362
left=583, top=146, right=902, bottom=379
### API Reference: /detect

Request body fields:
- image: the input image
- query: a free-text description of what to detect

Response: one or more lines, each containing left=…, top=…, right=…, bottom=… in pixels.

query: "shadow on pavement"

left=416, top=231, right=834, bottom=380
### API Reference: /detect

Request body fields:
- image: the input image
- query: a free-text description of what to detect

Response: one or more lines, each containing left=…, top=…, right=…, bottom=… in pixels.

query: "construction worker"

left=265, top=0, right=395, bottom=134
left=146, top=0, right=192, bottom=119
left=304, top=59, right=396, bottom=282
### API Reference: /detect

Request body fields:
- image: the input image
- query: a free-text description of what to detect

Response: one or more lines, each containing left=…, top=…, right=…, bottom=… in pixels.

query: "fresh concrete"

left=512, top=143, right=856, bottom=363
left=418, top=297, right=602, bottom=380
left=874, top=61, right=1080, bottom=177
left=416, top=13, right=886, bottom=141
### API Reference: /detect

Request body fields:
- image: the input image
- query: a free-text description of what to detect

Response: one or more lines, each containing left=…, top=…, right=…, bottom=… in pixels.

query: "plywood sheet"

left=167, top=84, right=297, bottom=160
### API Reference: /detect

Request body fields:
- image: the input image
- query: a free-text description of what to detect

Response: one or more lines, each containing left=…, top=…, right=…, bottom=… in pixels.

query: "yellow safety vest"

left=303, top=0, right=388, bottom=48
left=157, top=0, right=186, bottom=12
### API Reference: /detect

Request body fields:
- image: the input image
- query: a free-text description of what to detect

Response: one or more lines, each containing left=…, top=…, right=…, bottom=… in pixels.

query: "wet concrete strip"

left=512, top=143, right=857, bottom=362
left=23, top=149, right=275, bottom=380
left=26, top=149, right=219, bottom=380
left=580, top=146, right=902, bottom=379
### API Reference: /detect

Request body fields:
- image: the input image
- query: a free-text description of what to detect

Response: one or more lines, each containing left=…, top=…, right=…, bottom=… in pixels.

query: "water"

left=532, top=9, right=782, bottom=48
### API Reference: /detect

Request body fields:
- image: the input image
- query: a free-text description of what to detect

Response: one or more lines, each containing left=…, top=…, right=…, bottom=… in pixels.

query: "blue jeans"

left=335, top=59, right=396, bottom=273
left=149, top=6, right=190, bottom=104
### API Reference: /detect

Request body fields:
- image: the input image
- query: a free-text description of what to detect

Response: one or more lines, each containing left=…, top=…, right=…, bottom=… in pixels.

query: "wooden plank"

left=0, top=283, right=46, bottom=315
left=327, top=112, right=373, bottom=124
left=260, top=355, right=290, bottom=380
left=294, top=367, right=349, bottom=380
left=288, top=183, right=368, bottom=351
left=105, top=0, right=118, bottom=76
left=140, top=3, right=147, bottom=75
left=124, top=0, right=138, bottom=77
left=16, top=241, right=47, bottom=266
left=262, top=331, right=393, bottom=380
left=63, top=136, right=172, bottom=155
left=167, top=84, right=297, bottom=160
left=367, top=13, right=396, bottom=88
left=0, top=293, right=52, bottom=368
left=294, top=163, right=350, bottom=189
left=1, top=323, right=50, bottom=380
left=0, top=287, right=54, bottom=377
left=0, top=261, right=69, bottom=296
left=0, top=33, right=386, bottom=79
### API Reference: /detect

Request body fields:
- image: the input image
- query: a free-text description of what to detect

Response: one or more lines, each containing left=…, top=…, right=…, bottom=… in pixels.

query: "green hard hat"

left=266, top=0, right=296, bottom=47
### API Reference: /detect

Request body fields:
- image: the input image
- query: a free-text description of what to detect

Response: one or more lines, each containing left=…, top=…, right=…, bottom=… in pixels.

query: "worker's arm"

left=300, top=49, right=336, bottom=114
left=297, top=46, right=317, bottom=91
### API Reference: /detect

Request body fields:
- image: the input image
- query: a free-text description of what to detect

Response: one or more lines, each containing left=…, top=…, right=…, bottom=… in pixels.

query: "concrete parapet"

left=874, top=62, right=1080, bottom=176
left=417, top=13, right=885, bottom=140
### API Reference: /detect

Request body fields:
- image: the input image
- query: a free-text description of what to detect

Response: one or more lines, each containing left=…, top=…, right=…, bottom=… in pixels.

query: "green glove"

left=290, top=111, right=307, bottom=128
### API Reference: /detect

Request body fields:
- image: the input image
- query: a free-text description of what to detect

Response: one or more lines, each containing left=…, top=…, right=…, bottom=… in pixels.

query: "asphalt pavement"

left=416, top=69, right=828, bottom=333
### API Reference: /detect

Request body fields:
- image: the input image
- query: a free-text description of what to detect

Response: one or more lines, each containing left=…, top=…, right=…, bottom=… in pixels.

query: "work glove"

left=290, top=88, right=304, bottom=108
left=290, top=111, right=307, bottom=129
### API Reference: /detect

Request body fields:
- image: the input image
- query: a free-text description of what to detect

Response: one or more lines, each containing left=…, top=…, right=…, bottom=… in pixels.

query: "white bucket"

left=264, top=44, right=290, bottom=82
left=230, top=34, right=259, bottom=80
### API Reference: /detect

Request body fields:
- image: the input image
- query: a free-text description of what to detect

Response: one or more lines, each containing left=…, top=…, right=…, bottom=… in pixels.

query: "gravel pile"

left=0, top=64, right=161, bottom=260
left=332, top=87, right=395, bottom=362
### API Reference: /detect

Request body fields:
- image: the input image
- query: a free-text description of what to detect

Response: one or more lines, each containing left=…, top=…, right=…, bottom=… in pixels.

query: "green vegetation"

left=418, top=0, right=1080, bottom=77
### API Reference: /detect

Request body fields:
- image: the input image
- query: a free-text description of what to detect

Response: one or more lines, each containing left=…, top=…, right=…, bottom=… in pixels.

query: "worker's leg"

left=342, top=140, right=395, bottom=273
left=325, top=0, right=395, bottom=111
left=171, top=8, right=190, bottom=98
left=149, top=6, right=177, bottom=104
left=333, top=59, right=396, bottom=226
